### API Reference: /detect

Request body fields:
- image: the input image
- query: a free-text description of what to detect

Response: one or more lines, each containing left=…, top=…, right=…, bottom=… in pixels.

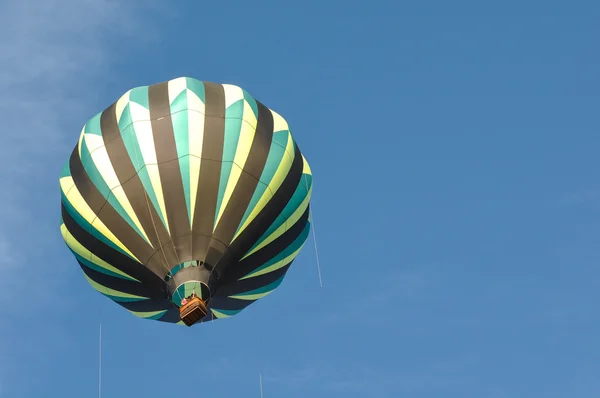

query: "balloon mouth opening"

left=179, top=296, right=208, bottom=327
left=165, top=261, right=213, bottom=298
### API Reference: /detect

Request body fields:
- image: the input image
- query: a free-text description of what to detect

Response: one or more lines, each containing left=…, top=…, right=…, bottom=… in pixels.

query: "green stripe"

left=243, top=220, right=310, bottom=278
left=232, top=274, right=285, bottom=298
left=272, top=129, right=290, bottom=148
left=61, top=190, right=136, bottom=261
left=117, top=102, right=134, bottom=133
left=211, top=308, right=242, bottom=318
left=215, top=99, right=244, bottom=224
left=72, top=250, right=136, bottom=281
left=169, top=264, right=184, bottom=277
left=119, top=120, right=169, bottom=231
left=60, top=160, right=71, bottom=179
left=147, top=311, right=168, bottom=320
left=223, top=100, right=244, bottom=163
left=103, top=293, right=147, bottom=303
left=170, top=88, right=189, bottom=116
left=79, top=140, right=110, bottom=197
left=185, top=77, right=205, bottom=103
left=136, top=167, right=168, bottom=229
left=179, top=155, right=192, bottom=223
left=84, top=112, right=103, bottom=136
left=79, top=137, right=148, bottom=243
left=170, top=91, right=192, bottom=222
left=242, top=90, right=258, bottom=120
left=246, top=173, right=312, bottom=255
left=129, top=86, right=150, bottom=110
left=235, top=130, right=289, bottom=235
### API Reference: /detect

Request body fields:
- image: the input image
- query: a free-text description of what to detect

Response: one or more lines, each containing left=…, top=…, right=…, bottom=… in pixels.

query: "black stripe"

left=207, top=296, right=255, bottom=312
left=79, top=262, right=164, bottom=299
left=205, top=240, right=227, bottom=269
left=69, top=148, right=105, bottom=212
left=213, top=263, right=292, bottom=301
left=214, top=141, right=305, bottom=281
left=80, top=264, right=180, bottom=323
left=212, top=100, right=273, bottom=249
left=191, top=82, right=226, bottom=262
left=148, top=82, right=192, bottom=263
left=62, top=204, right=166, bottom=294
left=157, top=308, right=181, bottom=323
left=111, top=300, right=181, bottom=323
left=220, top=206, right=309, bottom=284
left=114, top=299, right=171, bottom=314
left=100, top=101, right=178, bottom=276
left=68, top=148, right=156, bottom=266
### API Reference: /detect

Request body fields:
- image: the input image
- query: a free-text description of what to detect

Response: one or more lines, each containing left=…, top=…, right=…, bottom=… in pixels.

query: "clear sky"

left=0, top=1, right=599, bottom=397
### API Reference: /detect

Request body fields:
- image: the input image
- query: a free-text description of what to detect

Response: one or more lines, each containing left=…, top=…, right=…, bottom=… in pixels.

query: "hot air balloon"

left=59, top=77, right=313, bottom=326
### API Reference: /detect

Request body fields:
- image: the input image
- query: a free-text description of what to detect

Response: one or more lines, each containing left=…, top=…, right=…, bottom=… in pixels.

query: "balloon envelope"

left=59, top=77, right=313, bottom=325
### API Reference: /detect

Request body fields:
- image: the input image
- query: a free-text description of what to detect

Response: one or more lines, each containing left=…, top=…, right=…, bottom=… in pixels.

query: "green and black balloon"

left=59, top=77, right=313, bottom=324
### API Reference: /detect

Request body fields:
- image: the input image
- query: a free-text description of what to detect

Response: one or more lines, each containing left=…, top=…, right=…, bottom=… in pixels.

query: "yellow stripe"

left=240, top=245, right=305, bottom=280
left=146, top=164, right=170, bottom=232
left=77, top=125, right=84, bottom=157
left=60, top=176, right=139, bottom=261
left=242, top=183, right=312, bottom=259
left=229, top=290, right=276, bottom=301
left=188, top=157, right=201, bottom=227
left=302, top=154, right=312, bottom=176
left=61, top=224, right=139, bottom=281
left=83, top=134, right=152, bottom=245
left=214, top=100, right=257, bottom=231
left=187, top=156, right=201, bottom=227
left=211, top=309, right=232, bottom=319
left=271, top=109, right=289, bottom=132
left=187, top=89, right=205, bottom=225
left=222, top=84, right=244, bottom=108
left=232, top=130, right=295, bottom=241
left=129, top=309, right=167, bottom=319
left=115, top=89, right=131, bottom=124
left=83, top=274, right=147, bottom=300
left=214, top=164, right=242, bottom=231
left=129, top=102, right=170, bottom=234
left=168, top=77, right=187, bottom=104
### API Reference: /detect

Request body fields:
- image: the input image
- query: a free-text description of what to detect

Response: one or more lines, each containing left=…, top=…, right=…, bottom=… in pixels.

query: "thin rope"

left=308, top=207, right=323, bottom=288
left=304, top=176, right=323, bottom=288
left=98, top=324, right=102, bottom=398
left=259, top=373, right=264, bottom=398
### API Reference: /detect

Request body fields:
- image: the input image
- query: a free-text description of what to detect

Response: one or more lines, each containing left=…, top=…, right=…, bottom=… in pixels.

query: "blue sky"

left=1, top=0, right=599, bottom=397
